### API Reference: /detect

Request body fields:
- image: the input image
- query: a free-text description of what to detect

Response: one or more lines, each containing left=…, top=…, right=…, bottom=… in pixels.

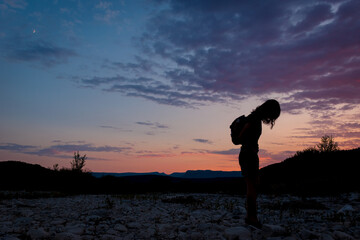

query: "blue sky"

left=0, top=0, right=359, bottom=173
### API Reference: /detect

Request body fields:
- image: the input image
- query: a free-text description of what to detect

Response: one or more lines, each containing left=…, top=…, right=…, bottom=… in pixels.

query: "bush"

left=316, top=135, right=339, bottom=152
left=70, top=151, right=87, bottom=172
left=295, top=135, right=339, bottom=157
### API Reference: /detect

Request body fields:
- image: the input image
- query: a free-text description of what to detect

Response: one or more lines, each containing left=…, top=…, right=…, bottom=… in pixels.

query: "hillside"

left=0, top=161, right=245, bottom=194
left=259, top=148, right=360, bottom=194
left=0, top=161, right=96, bottom=193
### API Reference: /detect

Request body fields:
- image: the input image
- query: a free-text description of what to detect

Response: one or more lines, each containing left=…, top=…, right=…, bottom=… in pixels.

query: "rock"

left=51, top=218, right=66, bottom=225
left=224, top=226, right=251, bottom=240
left=204, top=229, right=221, bottom=238
left=91, top=209, right=110, bottom=217
left=14, top=217, right=33, bottom=226
left=238, top=206, right=246, bottom=214
left=19, top=209, right=34, bottom=217
left=96, top=223, right=110, bottom=234
left=320, top=233, right=334, bottom=240
left=231, top=209, right=243, bottom=220
left=283, top=237, right=298, bottom=240
left=158, top=223, right=173, bottom=233
left=332, top=225, right=343, bottom=231
left=80, top=235, right=94, bottom=240
left=179, top=225, right=188, bottom=232
left=65, top=225, right=84, bottom=235
left=127, top=222, right=141, bottom=229
left=141, top=227, right=156, bottom=238
left=114, top=223, right=127, bottom=232
left=213, top=214, right=225, bottom=221
left=333, top=231, right=354, bottom=240
left=0, top=224, right=13, bottom=234
left=190, top=232, right=203, bottom=240
left=197, top=223, right=212, bottom=231
left=106, top=229, right=118, bottom=235
left=177, top=231, right=188, bottom=240
left=54, top=232, right=82, bottom=240
left=85, top=215, right=101, bottom=222
left=299, top=229, right=320, bottom=239
left=101, top=234, right=122, bottom=240
left=337, top=205, right=355, bottom=214
left=1, top=236, right=21, bottom=240
left=349, top=193, right=359, bottom=201
left=84, top=225, right=95, bottom=235
left=122, top=233, right=135, bottom=240
left=27, top=227, right=49, bottom=239
left=262, top=224, right=287, bottom=235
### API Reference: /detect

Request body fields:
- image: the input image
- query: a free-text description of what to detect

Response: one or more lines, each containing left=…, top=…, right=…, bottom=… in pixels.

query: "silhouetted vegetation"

left=70, top=151, right=87, bottom=172
left=316, top=135, right=339, bottom=152
left=52, top=163, right=60, bottom=171
left=0, top=161, right=96, bottom=195
left=260, top=147, right=360, bottom=195
left=0, top=138, right=359, bottom=196
left=294, top=135, right=340, bottom=157
left=0, top=161, right=246, bottom=196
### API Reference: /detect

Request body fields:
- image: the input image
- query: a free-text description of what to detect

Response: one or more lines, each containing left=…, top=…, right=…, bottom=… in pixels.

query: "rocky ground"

left=0, top=192, right=359, bottom=240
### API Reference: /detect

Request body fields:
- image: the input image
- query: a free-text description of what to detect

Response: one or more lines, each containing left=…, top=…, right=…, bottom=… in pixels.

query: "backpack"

left=230, top=115, right=246, bottom=145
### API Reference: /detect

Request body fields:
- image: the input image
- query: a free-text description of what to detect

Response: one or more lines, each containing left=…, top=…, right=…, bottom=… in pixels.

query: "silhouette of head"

left=253, top=99, right=281, bottom=128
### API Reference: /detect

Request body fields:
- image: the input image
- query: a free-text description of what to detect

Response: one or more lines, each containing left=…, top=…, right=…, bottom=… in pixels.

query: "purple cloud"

left=99, top=125, right=121, bottom=130
left=30, top=144, right=131, bottom=155
left=0, top=142, right=132, bottom=158
left=102, top=56, right=157, bottom=73
left=193, top=139, right=212, bottom=144
left=209, top=148, right=239, bottom=155
left=136, top=121, right=153, bottom=126
left=7, top=40, right=77, bottom=67
left=0, top=143, right=36, bottom=151
left=143, top=0, right=359, bottom=110
left=81, top=74, right=239, bottom=108
left=76, top=0, right=360, bottom=113
left=135, top=121, right=169, bottom=129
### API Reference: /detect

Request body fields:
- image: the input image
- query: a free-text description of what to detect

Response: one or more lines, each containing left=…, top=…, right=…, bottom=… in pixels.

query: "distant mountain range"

left=92, top=172, right=167, bottom=178
left=92, top=170, right=243, bottom=179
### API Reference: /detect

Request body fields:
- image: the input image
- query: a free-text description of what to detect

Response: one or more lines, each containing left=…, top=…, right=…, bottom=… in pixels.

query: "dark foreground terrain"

left=0, top=193, right=359, bottom=239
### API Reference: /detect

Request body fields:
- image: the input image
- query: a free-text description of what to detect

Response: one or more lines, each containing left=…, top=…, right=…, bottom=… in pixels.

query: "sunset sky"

left=0, top=0, right=359, bottom=174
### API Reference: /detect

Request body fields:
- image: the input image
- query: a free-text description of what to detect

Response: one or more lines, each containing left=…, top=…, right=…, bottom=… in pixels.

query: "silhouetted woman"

left=238, top=99, right=281, bottom=228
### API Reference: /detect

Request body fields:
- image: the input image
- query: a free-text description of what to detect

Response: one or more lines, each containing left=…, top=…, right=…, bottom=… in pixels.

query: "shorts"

left=239, top=146, right=259, bottom=179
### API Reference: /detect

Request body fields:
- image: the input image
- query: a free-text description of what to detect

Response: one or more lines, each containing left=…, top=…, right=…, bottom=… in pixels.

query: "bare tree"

left=316, top=135, right=339, bottom=152
left=70, top=151, right=87, bottom=172
left=52, top=163, right=59, bottom=171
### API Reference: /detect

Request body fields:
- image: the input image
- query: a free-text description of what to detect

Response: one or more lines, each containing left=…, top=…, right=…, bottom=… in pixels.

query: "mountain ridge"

left=92, top=170, right=242, bottom=179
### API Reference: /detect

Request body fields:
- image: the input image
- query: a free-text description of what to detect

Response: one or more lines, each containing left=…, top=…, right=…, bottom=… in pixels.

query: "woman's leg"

left=239, top=148, right=261, bottom=226
left=245, top=176, right=258, bottom=222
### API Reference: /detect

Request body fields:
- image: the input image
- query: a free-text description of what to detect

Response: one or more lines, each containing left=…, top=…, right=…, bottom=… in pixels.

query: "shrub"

left=316, top=135, right=339, bottom=152
left=70, top=151, right=87, bottom=172
left=295, top=135, right=339, bottom=157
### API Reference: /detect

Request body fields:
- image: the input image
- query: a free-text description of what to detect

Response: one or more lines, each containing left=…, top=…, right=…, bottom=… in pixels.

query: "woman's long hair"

left=251, top=99, right=281, bottom=128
